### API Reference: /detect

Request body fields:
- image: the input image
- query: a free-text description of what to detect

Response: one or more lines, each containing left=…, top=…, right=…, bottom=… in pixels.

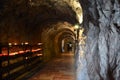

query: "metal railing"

left=0, top=43, right=43, bottom=80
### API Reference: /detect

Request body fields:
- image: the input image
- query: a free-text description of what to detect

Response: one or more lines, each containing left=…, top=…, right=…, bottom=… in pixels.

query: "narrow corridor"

left=28, top=52, right=75, bottom=80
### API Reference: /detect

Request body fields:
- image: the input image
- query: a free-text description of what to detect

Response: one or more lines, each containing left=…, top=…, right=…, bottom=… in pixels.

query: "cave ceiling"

left=0, top=0, right=83, bottom=27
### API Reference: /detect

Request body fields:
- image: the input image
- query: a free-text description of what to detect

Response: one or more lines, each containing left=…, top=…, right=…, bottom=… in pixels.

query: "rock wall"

left=76, top=0, right=120, bottom=80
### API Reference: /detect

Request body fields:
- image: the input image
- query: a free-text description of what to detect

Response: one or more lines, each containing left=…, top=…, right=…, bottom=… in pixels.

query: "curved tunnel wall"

left=53, top=29, right=75, bottom=56
left=58, top=35, right=75, bottom=53
left=41, top=22, right=75, bottom=61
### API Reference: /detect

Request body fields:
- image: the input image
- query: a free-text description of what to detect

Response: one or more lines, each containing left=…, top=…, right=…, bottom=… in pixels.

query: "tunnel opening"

left=41, top=22, right=78, bottom=59
left=55, top=29, right=76, bottom=54
left=61, top=37, right=75, bottom=53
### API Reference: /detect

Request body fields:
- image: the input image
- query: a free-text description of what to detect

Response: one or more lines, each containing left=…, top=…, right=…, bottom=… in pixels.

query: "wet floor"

left=28, top=52, right=75, bottom=80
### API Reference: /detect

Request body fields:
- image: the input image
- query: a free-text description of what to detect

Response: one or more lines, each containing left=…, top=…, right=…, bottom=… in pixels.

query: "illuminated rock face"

left=76, top=0, right=120, bottom=80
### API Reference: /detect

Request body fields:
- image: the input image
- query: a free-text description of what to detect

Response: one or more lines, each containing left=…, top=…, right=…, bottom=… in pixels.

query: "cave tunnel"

left=0, top=0, right=120, bottom=80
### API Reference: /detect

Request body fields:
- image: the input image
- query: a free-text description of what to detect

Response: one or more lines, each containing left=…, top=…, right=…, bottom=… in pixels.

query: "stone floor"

left=28, top=52, right=75, bottom=80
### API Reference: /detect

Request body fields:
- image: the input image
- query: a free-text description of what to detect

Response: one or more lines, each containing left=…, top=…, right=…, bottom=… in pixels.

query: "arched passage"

left=59, top=35, right=75, bottom=53
left=53, top=28, right=76, bottom=56
left=41, top=22, right=76, bottom=61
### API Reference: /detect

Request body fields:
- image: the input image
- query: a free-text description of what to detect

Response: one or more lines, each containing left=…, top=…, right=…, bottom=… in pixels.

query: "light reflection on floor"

left=28, top=52, right=75, bottom=80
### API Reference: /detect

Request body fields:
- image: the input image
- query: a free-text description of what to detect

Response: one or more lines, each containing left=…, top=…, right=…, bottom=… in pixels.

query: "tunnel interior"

left=0, top=0, right=120, bottom=80
left=41, top=21, right=81, bottom=61
left=0, top=0, right=84, bottom=79
left=0, top=0, right=83, bottom=60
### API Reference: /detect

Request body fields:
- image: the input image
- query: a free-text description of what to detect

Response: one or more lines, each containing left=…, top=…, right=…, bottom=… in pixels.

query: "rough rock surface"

left=76, top=0, right=120, bottom=80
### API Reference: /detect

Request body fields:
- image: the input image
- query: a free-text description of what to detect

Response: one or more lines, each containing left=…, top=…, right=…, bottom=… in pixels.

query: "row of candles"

left=8, top=42, right=42, bottom=46
left=0, top=42, right=43, bottom=56
left=0, top=49, right=43, bottom=57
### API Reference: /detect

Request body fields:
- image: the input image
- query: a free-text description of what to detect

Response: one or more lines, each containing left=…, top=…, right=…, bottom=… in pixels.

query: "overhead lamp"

left=74, top=24, right=79, bottom=29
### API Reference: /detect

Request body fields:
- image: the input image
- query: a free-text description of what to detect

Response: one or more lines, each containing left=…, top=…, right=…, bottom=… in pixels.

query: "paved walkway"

left=28, top=52, right=75, bottom=80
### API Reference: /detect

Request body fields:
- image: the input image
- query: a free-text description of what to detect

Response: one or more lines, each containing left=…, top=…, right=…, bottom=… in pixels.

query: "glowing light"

left=32, top=48, right=42, bottom=52
left=25, top=42, right=29, bottom=45
left=37, top=43, right=42, bottom=45
left=14, top=43, right=17, bottom=45
left=37, top=54, right=43, bottom=56
left=74, top=24, right=79, bottom=29
left=19, top=51, right=24, bottom=54
left=21, top=43, right=24, bottom=45
left=8, top=43, right=12, bottom=46
left=25, top=57, right=28, bottom=60
left=0, top=54, right=7, bottom=56
left=25, top=50, right=30, bottom=52
left=10, top=52, right=18, bottom=56
left=78, top=14, right=83, bottom=24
